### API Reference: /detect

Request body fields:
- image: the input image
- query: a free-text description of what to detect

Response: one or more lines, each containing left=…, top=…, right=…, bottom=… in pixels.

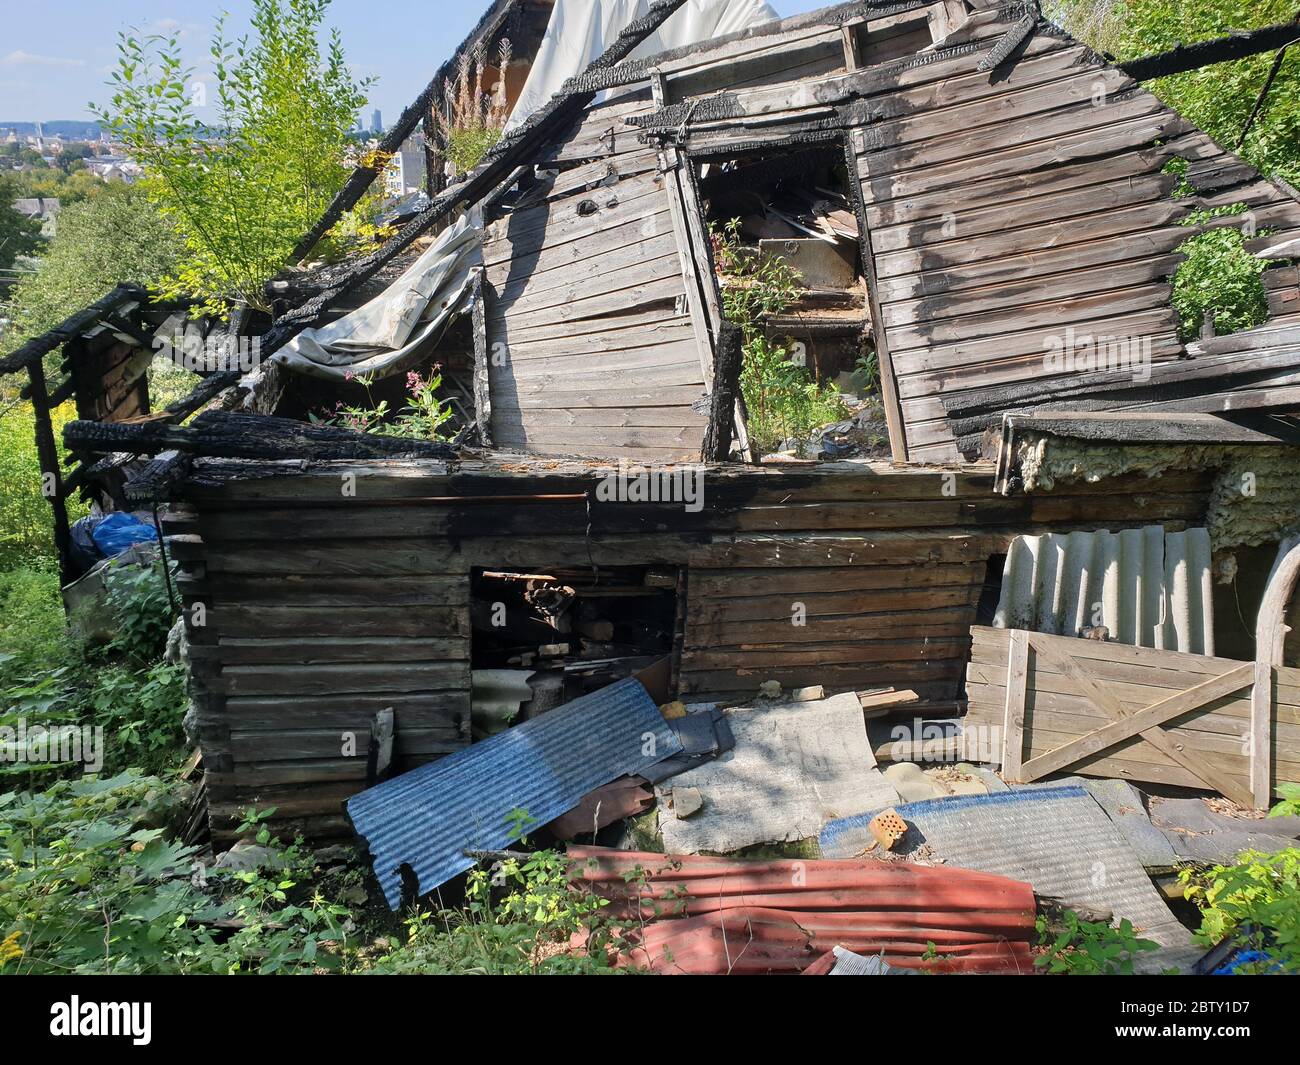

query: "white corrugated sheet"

left=993, top=526, right=1214, bottom=654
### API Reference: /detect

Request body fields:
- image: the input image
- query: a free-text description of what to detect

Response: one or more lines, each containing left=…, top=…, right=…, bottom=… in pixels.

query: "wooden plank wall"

left=482, top=89, right=710, bottom=461
left=964, top=625, right=1300, bottom=795
left=170, top=457, right=1212, bottom=839
left=165, top=471, right=473, bottom=840
left=608, top=3, right=1300, bottom=461
left=846, top=13, right=1300, bottom=461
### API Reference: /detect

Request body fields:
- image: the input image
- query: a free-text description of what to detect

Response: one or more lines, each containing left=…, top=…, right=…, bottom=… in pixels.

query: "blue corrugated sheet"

left=347, top=678, right=681, bottom=907
left=819, top=785, right=1197, bottom=970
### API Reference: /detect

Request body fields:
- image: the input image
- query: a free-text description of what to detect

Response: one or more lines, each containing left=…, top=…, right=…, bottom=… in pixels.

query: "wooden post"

left=470, top=268, right=493, bottom=447
left=26, top=362, right=74, bottom=587
left=1001, top=628, right=1028, bottom=781
left=1252, top=535, right=1300, bottom=808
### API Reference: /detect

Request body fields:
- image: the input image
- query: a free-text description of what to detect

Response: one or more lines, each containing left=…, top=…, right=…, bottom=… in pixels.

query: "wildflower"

left=406, top=371, right=421, bottom=391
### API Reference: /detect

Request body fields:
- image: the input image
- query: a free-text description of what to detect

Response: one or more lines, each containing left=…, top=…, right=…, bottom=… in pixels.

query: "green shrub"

left=1172, top=221, right=1274, bottom=340
left=1179, top=847, right=1300, bottom=973
left=1034, top=910, right=1162, bottom=974
left=0, top=403, right=88, bottom=571
left=0, top=779, right=353, bottom=974
left=0, top=568, right=67, bottom=687
left=712, top=219, right=850, bottom=455
left=104, top=561, right=178, bottom=665
left=359, top=848, right=618, bottom=975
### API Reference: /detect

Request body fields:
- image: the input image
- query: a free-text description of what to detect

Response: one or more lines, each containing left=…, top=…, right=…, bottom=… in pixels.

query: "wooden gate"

left=964, top=626, right=1300, bottom=809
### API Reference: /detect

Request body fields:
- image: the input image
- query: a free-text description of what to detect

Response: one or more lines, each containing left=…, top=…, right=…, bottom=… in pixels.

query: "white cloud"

left=0, top=50, right=86, bottom=68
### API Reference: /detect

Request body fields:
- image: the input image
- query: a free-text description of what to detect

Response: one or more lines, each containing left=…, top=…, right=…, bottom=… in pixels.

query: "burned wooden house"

left=5, top=0, right=1300, bottom=843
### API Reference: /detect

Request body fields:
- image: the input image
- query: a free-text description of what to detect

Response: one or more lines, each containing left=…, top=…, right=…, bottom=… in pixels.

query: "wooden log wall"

left=482, top=90, right=711, bottom=461
left=169, top=456, right=1213, bottom=840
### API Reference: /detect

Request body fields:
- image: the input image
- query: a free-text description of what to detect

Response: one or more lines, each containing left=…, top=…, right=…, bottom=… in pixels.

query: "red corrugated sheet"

left=568, top=847, right=1037, bottom=975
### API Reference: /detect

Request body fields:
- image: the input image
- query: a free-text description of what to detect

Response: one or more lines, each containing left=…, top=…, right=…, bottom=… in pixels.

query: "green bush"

left=0, top=779, right=352, bottom=974
left=0, top=403, right=87, bottom=571
left=358, top=848, right=619, bottom=975
left=712, top=219, right=850, bottom=455
left=0, top=568, right=67, bottom=687
left=1179, top=847, right=1300, bottom=973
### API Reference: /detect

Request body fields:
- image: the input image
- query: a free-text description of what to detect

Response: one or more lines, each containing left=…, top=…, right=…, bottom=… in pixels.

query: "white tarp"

left=506, top=0, right=780, bottom=133
left=278, top=0, right=777, bottom=382
left=274, top=210, right=482, bottom=382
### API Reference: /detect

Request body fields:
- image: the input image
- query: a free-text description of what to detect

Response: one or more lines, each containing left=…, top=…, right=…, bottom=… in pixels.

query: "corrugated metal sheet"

left=569, top=847, right=1037, bottom=975
left=819, top=785, right=1196, bottom=970
left=348, top=678, right=681, bottom=907
left=993, top=526, right=1213, bottom=653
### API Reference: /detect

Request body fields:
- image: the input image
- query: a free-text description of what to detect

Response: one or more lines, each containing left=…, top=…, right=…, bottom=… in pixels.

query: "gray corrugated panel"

left=347, top=678, right=681, bottom=908
left=993, top=526, right=1213, bottom=653
left=820, top=786, right=1195, bottom=970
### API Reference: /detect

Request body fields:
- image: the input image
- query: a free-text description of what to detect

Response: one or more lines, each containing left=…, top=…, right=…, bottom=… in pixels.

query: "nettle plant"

left=93, top=0, right=374, bottom=315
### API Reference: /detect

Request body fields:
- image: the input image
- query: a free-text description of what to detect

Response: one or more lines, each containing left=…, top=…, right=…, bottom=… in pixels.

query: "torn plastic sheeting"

left=504, top=0, right=779, bottom=133
left=569, top=847, right=1037, bottom=974
left=993, top=526, right=1214, bottom=654
left=273, top=209, right=483, bottom=383
left=347, top=677, right=680, bottom=907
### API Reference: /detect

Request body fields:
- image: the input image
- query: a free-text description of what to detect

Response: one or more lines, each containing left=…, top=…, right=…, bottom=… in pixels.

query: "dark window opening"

left=974, top=554, right=1007, bottom=628
left=469, top=565, right=680, bottom=738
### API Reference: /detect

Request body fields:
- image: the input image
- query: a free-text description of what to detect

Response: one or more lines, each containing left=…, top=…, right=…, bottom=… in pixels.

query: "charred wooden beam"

left=259, top=0, right=690, bottom=371
left=26, top=364, right=75, bottom=584
left=0, top=284, right=144, bottom=377
left=1119, top=20, right=1300, bottom=82
left=702, top=323, right=743, bottom=462
left=64, top=410, right=457, bottom=462
left=288, top=0, right=689, bottom=265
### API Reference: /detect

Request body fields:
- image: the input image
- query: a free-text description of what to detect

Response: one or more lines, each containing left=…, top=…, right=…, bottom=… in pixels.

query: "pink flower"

left=344, top=370, right=355, bottom=382
left=406, top=371, right=421, bottom=391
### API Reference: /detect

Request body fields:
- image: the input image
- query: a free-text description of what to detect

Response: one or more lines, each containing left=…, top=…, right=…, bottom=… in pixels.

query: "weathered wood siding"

left=482, top=90, right=710, bottom=461
left=609, top=2, right=1300, bottom=461
left=168, top=457, right=1212, bottom=839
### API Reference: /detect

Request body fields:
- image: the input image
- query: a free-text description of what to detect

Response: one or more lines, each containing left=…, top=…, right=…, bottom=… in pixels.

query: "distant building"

left=384, top=131, right=425, bottom=198
left=371, top=108, right=383, bottom=134
left=13, top=196, right=61, bottom=237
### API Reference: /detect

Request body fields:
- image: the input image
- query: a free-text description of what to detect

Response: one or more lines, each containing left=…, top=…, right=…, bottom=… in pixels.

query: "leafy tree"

left=0, top=176, right=42, bottom=274
left=3, top=182, right=182, bottom=349
left=9, top=167, right=106, bottom=207
left=93, top=0, right=374, bottom=316
left=1048, top=1, right=1300, bottom=185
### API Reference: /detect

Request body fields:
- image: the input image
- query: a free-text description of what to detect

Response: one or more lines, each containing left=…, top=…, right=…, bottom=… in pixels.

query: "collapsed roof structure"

left=3, top=0, right=1300, bottom=904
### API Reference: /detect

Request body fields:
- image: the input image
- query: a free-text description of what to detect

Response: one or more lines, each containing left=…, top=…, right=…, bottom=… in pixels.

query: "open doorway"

left=693, top=137, right=887, bottom=458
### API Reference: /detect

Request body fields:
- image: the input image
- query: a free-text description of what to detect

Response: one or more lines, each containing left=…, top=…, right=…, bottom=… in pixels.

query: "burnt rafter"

left=258, top=0, right=690, bottom=372
left=64, top=410, right=457, bottom=462
left=1119, top=18, right=1300, bottom=81
left=0, top=284, right=148, bottom=378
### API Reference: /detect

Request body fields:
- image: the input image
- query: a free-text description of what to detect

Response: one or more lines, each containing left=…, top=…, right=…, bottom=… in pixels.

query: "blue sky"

left=0, top=0, right=829, bottom=124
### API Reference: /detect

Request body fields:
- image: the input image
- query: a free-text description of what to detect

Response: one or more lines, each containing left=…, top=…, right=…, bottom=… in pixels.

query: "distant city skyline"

left=0, top=1, right=822, bottom=126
